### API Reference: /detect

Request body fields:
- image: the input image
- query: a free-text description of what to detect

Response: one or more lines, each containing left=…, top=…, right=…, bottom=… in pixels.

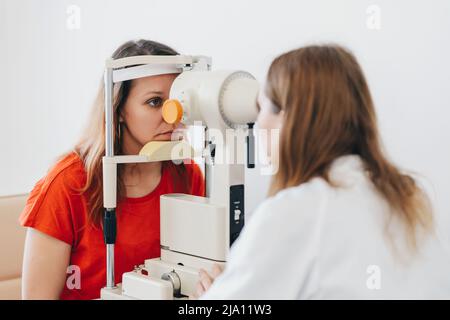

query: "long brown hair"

left=266, top=44, right=433, bottom=252
left=73, top=39, right=188, bottom=226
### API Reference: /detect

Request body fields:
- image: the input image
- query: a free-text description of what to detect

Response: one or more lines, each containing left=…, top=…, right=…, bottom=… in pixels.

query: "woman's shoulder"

left=22, top=152, right=85, bottom=216
left=40, top=151, right=87, bottom=191
left=19, top=151, right=88, bottom=245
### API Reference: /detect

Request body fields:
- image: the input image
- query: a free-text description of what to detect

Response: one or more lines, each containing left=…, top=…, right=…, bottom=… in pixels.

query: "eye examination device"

left=100, top=54, right=259, bottom=299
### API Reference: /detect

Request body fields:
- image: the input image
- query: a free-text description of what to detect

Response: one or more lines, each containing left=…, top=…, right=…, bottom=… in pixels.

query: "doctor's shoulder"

left=249, top=176, right=331, bottom=228
left=251, top=154, right=373, bottom=225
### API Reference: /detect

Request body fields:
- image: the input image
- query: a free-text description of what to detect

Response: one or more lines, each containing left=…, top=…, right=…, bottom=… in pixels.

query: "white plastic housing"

left=170, top=70, right=259, bottom=129
left=121, top=271, right=173, bottom=300
left=160, top=194, right=228, bottom=261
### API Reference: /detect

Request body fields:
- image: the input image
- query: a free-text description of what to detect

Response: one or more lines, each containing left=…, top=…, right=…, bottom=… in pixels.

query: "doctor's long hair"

left=73, top=39, right=188, bottom=226
left=266, top=45, right=433, bottom=252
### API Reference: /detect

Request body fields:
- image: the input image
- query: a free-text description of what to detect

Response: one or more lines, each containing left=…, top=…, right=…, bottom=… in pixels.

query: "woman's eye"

left=146, top=97, right=163, bottom=108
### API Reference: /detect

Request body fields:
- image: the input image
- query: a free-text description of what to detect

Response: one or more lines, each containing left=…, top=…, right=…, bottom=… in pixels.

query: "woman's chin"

left=150, top=132, right=184, bottom=141
left=152, top=134, right=173, bottom=141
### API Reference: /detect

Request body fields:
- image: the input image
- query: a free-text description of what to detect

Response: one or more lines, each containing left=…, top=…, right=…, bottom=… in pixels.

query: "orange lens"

left=162, top=99, right=183, bottom=124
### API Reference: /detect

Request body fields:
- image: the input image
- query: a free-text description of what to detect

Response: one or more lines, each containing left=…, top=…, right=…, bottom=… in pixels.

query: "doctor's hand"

left=189, top=263, right=223, bottom=300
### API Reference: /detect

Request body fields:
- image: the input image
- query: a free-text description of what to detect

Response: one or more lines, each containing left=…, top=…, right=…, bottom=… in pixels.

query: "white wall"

left=1, top=0, right=449, bottom=234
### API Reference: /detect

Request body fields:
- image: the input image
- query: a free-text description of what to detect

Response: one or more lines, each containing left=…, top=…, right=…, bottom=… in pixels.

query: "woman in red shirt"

left=19, top=39, right=205, bottom=300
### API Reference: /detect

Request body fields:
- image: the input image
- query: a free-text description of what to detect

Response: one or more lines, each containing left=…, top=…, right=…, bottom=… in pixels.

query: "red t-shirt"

left=19, top=152, right=205, bottom=300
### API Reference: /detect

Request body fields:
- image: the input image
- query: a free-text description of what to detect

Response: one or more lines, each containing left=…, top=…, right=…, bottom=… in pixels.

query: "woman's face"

left=119, top=73, right=183, bottom=154
left=256, top=90, right=284, bottom=165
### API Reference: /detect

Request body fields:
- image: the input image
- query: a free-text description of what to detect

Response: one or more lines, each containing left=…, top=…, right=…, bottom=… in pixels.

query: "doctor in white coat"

left=194, top=44, right=450, bottom=299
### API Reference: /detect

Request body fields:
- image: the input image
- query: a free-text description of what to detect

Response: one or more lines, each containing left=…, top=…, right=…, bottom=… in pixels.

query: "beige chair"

left=0, top=194, right=28, bottom=300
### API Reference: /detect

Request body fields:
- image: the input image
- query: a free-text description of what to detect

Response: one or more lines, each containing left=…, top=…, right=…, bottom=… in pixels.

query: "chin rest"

left=139, top=140, right=196, bottom=162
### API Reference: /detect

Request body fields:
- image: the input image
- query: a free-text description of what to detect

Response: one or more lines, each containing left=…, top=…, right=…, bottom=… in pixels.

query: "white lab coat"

left=201, top=155, right=450, bottom=299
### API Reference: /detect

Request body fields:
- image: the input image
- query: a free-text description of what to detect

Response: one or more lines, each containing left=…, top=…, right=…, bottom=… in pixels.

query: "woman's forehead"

left=130, top=73, right=180, bottom=92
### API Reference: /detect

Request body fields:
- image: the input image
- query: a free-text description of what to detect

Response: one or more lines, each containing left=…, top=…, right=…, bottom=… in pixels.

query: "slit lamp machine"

left=100, top=54, right=259, bottom=299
